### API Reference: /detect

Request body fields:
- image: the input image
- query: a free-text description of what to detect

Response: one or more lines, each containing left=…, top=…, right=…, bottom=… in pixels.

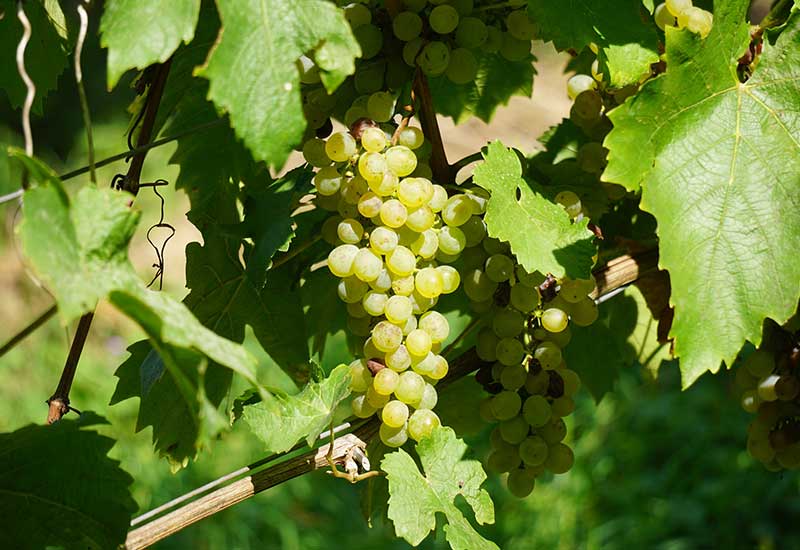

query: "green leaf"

left=100, top=0, right=201, bottom=88
left=527, top=0, right=659, bottom=87
left=616, top=285, right=672, bottom=379
left=0, top=0, right=67, bottom=110
left=197, top=0, right=360, bottom=168
left=429, top=53, right=534, bottom=123
left=242, top=364, right=351, bottom=453
left=603, top=3, right=800, bottom=386
left=0, top=414, right=136, bottom=549
left=382, top=426, right=497, bottom=550
left=473, top=141, right=595, bottom=278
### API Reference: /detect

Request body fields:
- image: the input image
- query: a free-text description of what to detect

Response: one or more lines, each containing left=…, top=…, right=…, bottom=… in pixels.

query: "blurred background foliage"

left=1, top=2, right=798, bottom=549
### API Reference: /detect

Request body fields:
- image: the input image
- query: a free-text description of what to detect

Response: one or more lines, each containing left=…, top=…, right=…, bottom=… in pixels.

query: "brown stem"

left=46, top=61, right=173, bottom=424
left=412, top=71, right=451, bottom=183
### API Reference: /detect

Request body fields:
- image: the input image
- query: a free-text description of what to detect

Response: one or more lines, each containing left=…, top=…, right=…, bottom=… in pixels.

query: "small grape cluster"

left=311, top=121, right=488, bottom=447
left=734, top=344, right=800, bottom=471
left=470, top=267, right=597, bottom=498
left=655, top=0, right=713, bottom=37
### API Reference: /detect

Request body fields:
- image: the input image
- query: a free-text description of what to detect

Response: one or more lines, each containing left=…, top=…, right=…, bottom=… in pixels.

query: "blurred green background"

left=1, top=3, right=798, bottom=549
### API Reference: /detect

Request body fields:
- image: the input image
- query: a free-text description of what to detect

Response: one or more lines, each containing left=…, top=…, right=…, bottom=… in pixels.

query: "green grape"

left=758, top=374, right=780, bottom=402
left=337, top=199, right=359, bottom=220
left=741, top=390, right=760, bottom=413
left=485, top=254, right=515, bottom=282
left=391, top=273, right=415, bottom=296
left=344, top=105, right=369, bottom=127
left=515, top=266, right=544, bottom=287
left=524, top=368, right=549, bottom=395
left=379, top=199, right=409, bottom=229
left=462, top=269, right=498, bottom=302
left=362, top=290, right=388, bottom=316
left=559, top=369, right=581, bottom=397
left=455, top=17, right=487, bottom=48
left=354, top=62, right=385, bottom=94
left=385, top=344, right=412, bottom=372
left=437, top=226, right=467, bottom=255
left=384, top=295, right=412, bottom=325
left=357, top=192, right=383, bottom=219
left=358, top=151, right=387, bottom=184
left=665, top=0, right=692, bottom=17
left=430, top=4, right=459, bottom=34
left=411, top=229, right=438, bottom=259
left=363, top=337, right=382, bottom=360
left=436, top=249, right=460, bottom=264
left=541, top=308, right=569, bottom=333
left=341, top=175, right=369, bottom=205
left=325, top=131, right=357, bottom=162
left=367, top=91, right=395, bottom=123
left=419, top=41, right=451, bottom=75
left=555, top=190, right=582, bottom=218
left=411, top=351, right=437, bottom=377
left=744, top=350, right=774, bottom=378
left=777, top=443, right=800, bottom=469
left=507, top=468, right=536, bottom=498
left=372, top=320, right=404, bottom=352
left=522, top=395, right=552, bottom=427
left=735, top=365, right=759, bottom=390
left=492, top=390, right=523, bottom=421
left=428, top=184, right=449, bottom=212
left=398, top=177, right=432, bottom=207
left=567, top=74, right=597, bottom=100
left=347, top=315, right=371, bottom=337
left=328, top=244, right=359, bottom=277
left=570, top=297, right=599, bottom=326
left=460, top=216, right=487, bottom=247
left=402, top=37, right=425, bottom=67
left=397, top=126, right=425, bottom=149
left=493, top=308, right=524, bottom=339
left=406, top=328, right=433, bottom=356
left=462, top=247, right=488, bottom=271
left=406, top=205, right=436, bottom=232
left=551, top=396, right=575, bottom=417
left=386, top=245, right=416, bottom=276
left=373, top=368, right=400, bottom=396
left=316, top=192, right=340, bottom=213
left=415, top=267, right=444, bottom=299
left=445, top=48, right=478, bottom=84
left=351, top=393, right=377, bottom=418
left=355, top=24, right=383, bottom=59
left=487, top=445, right=522, bottom=473
left=366, top=384, right=390, bottom=408
left=314, top=166, right=343, bottom=196
left=353, top=247, right=383, bottom=282
left=506, top=9, right=537, bottom=40
left=404, top=0, right=428, bottom=12
left=393, top=11, right=423, bottom=41
left=380, top=423, right=409, bottom=447
left=545, top=443, right=574, bottom=474
left=344, top=2, right=371, bottom=28
left=558, top=278, right=588, bottom=303
left=451, top=0, right=473, bottom=15
left=577, top=142, right=607, bottom=174
left=500, top=415, right=530, bottom=444
left=303, top=138, right=331, bottom=167
left=499, top=33, right=531, bottom=61
left=347, top=301, right=369, bottom=319
left=369, top=227, right=399, bottom=255
left=510, top=284, right=539, bottom=313
left=501, top=363, right=528, bottom=391
left=370, top=267, right=392, bottom=292
left=417, top=383, right=439, bottom=410
left=370, top=170, right=399, bottom=196
left=483, top=25, right=503, bottom=53
left=321, top=216, right=341, bottom=246
left=407, top=409, right=440, bottom=441
left=441, top=195, right=472, bottom=226
left=476, top=328, right=499, bottom=362
left=480, top=397, right=497, bottom=422
left=539, top=418, right=567, bottom=444
left=397, top=225, right=420, bottom=247
left=775, top=376, right=800, bottom=401
left=382, top=399, right=410, bottom=427
left=533, top=341, right=562, bottom=370
left=482, top=237, right=509, bottom=255
left=438, top=266, right=460, bottom=294
left=465, top=188, right=489, bottom=214
left=519, top=435, right=549, bottom=466
left=337, top=218, right=363, bottom=244
left=429, top=354, right=448, bottom=380
left=395, top=370, right=426, bottom=404
left=361, top=126, right=388, bottom=153
left=419, top=311, right=450, bottom=343
left=654, top=2, right=677, bottom=30
left=495, top=338, right=525, bottom=366
left=349, top=359, right=372, bottom=392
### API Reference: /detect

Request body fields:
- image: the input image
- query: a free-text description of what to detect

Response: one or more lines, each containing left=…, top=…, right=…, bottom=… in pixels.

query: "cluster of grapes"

left=469, top=265, right=597, bottom=497
left=310, top=121, right=489, bottom=447
left=655, top=0, right=713, bottom=36
left=735, top=345, right=800, bottom=471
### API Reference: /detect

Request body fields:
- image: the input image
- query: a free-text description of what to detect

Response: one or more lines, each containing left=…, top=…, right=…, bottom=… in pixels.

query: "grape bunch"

left=734, top=343, right=800, bottom=471
left=311, top=121, right=489, bottom=447
left=470, top=264, right=597, bottom=498
left=655, top=1, right=713, bottom=36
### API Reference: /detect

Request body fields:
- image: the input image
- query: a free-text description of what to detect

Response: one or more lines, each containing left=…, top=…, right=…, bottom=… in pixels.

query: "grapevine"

left=1, top=0, right=799, bottom=549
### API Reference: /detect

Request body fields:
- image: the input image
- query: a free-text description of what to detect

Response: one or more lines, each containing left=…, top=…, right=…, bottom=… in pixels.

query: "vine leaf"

left=0, top=413, right=136, bottom=550
left=382, top=426, right=497, bottom=550
left=100, top=0, right=201, bottom=88
left=603, top=2, right=800, bottom=386
left=428, top=53, right=535, bottom=123
left=473, top=141, right=595, bottom=279
left=0, top=0, right=68, bottom=110
left=197, top=0, right=360, bottom=168
left=527, top=0, right=659, bottom=88
left=242, top=364, right=351, bottom=453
